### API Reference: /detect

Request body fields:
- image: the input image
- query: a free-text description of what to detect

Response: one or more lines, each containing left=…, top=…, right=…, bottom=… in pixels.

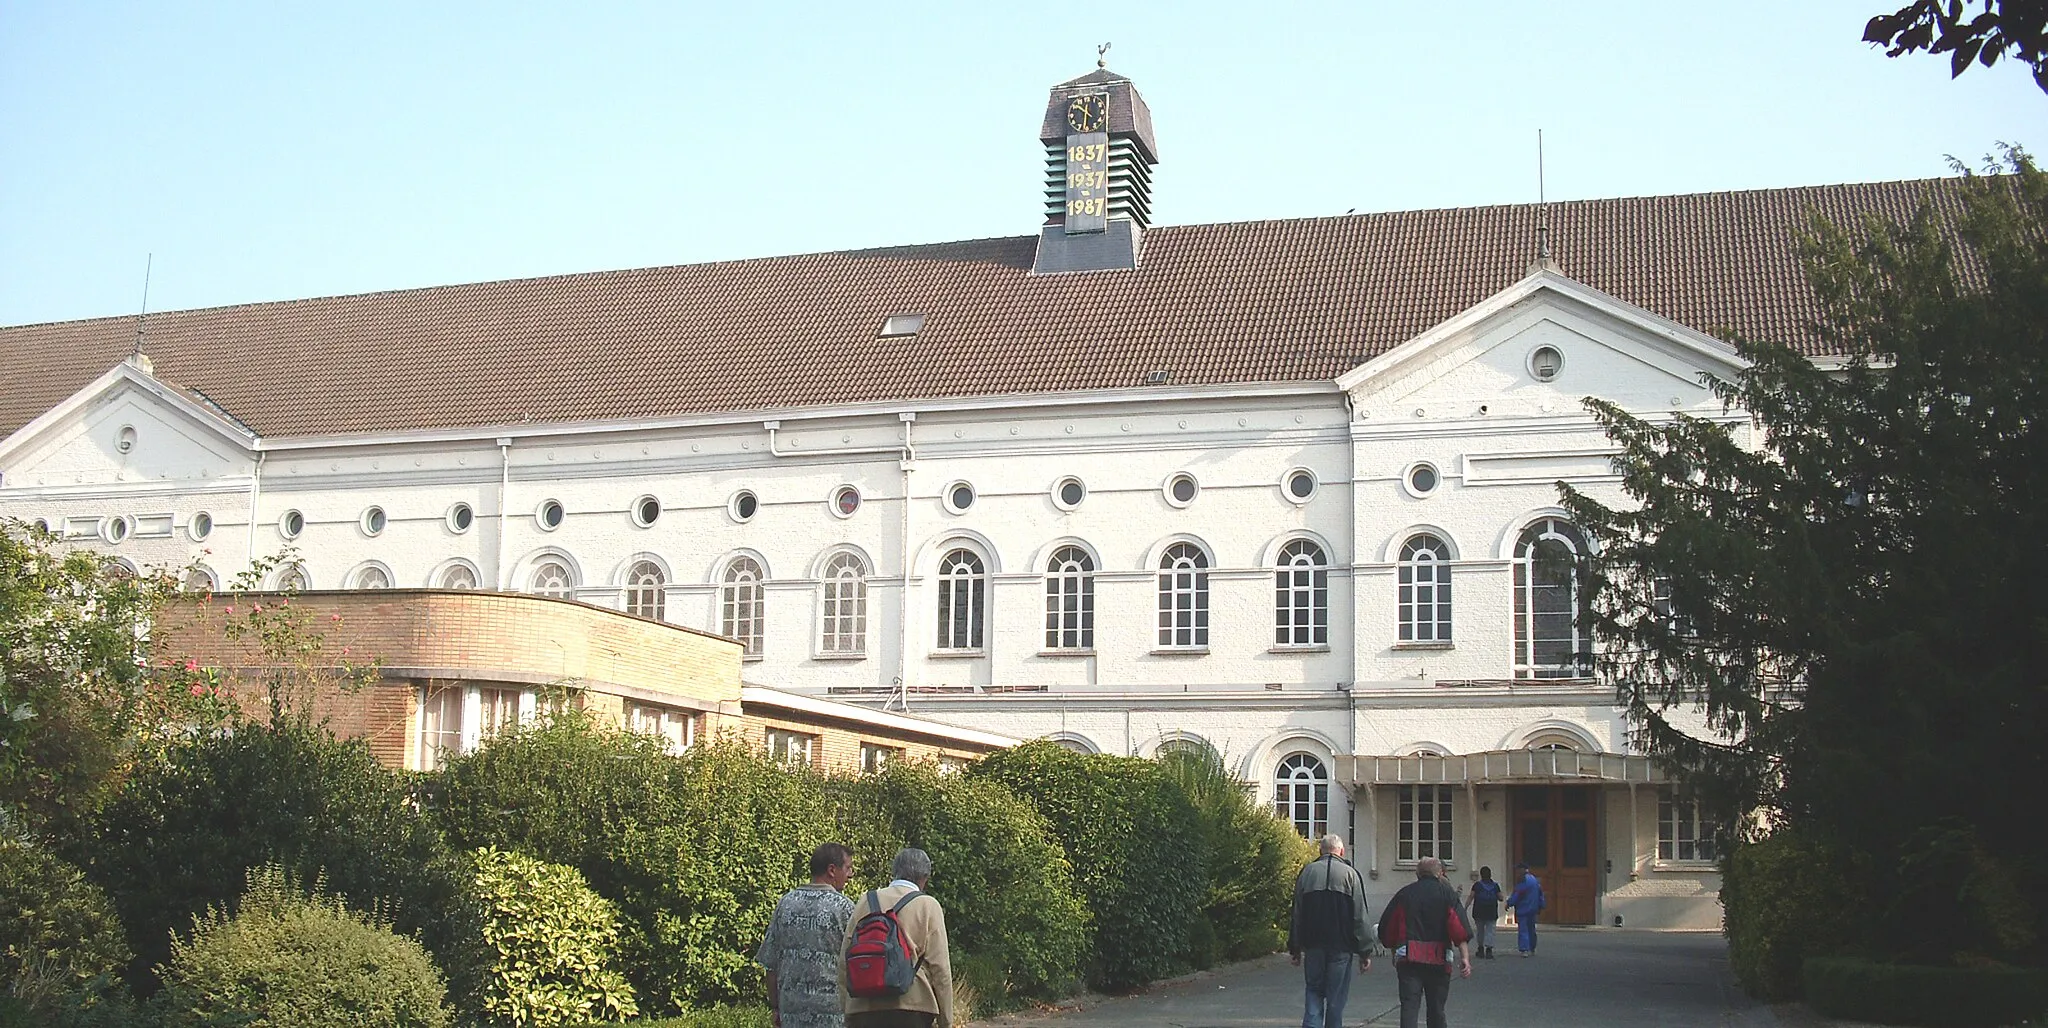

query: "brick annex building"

left=0, top=61, right=1960, bottom=929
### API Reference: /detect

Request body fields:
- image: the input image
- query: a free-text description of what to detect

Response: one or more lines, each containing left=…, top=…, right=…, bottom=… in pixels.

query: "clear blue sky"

left=2, top=1, right=2041, bottom=327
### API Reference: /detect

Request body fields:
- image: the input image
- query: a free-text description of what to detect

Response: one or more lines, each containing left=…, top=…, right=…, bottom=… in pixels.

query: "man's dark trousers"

left=1300, top=948, right=1355, bottom=1028
left=1396, top=961, right=1451, bottom=1028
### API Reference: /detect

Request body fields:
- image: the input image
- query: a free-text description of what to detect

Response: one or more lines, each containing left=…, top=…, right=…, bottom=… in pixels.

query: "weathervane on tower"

left=1097, top=42, right=1111, bottom=68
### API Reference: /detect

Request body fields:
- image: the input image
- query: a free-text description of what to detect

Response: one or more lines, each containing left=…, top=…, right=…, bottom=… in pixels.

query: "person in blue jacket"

left=1506, top=862, right=1545, bottom=957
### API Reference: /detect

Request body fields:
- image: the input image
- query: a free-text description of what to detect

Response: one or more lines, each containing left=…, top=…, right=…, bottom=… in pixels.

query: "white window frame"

left=437, top=562, right=480, bottom=590
left=626, top=701, right=698, bottom=753
left=859, top=742, right=900, bottom=773
left=1658, top=787, right=1721, bottom=864
left=935, top=548, right=986, bottom=652
left=1156, top=542, right=1210, bottom=649
left=818, top=551, right=868, bottom=657
left=766, top=727, right=817, bottom=768
left=1398, top=784, right=1455, bottom=863
left=417, top=686, right=464, bottom=771
left=419, top=684, right=535, bottom=770
left=721, top=556, right=766, bottom=657
left=1273, top=539, right=1328, bottom=647
left=1044, top=545, right=1095, bottom=650
left=1398, top=534, right=1454, bottom=644
left=625, top=559, right=666, bottom=621
left=1274, top=753, right=1329, bottom=839
left=531, top=560, right=575, bottom=598
left=1513, top=518, right=1592, bottom=678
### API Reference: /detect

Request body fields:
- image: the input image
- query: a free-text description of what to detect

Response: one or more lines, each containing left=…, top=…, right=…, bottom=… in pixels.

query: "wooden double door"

left=1510, top=785, right=1598, bottom=925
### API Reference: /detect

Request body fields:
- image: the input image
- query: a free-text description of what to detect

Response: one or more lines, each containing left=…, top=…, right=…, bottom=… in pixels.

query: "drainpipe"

left=896, top=413, right=916, bottom=710
left=245, top=451, right=265, bottom=574
left=496, top=438, right=512, bottom=590
left=1627, top=782, right=1641, bottom=880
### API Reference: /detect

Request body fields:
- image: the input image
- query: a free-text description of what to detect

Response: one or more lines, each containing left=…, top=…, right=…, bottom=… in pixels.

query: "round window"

left=190, top=511, right=214, bottom=542
left=1166, top=473, right=1199, bottom=507
left=731, top=490, right=759, bottom=523
left=362, top=506, right=387, bottom=536
left=1054, top=477, right=1087, bottom=510
left=634, top=495, right=662, bottom=527
left=1405, top=462, right=1441, bottom=497
left=1285, top=469, right=1318, bottom=502
left=448, top=503, right=475, bottom=533
left=281, top=510, right=305, bottom=539
left=537, top=499, right=566, bottom=531
left=1529, top=345, right=1565, bottom=382
left=103, top=516, right=131, bottom=544
left=945, top=482, right=976, bottom=514
left=834, top=486, right=861, bottom=517
left=30, top=518, right=51, bottom=536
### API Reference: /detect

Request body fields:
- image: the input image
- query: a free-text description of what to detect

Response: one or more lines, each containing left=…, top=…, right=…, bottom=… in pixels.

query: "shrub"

left=1720, top=828, right=1862, bottom=1000
left=1804, top=955, right=2048, bottom=1028
left=155, top=865, right=449, bottom=1028
left=826, top=761, right=1089, bottom=1003
left=1158, top=748, right=1316, bottom=964
left=431, top=715, right=830, bottom=1013
left=70, top=719, right=470, bottom=993
left=970, top=741, right=1207, bottom=991
left=464, top=847, right=637, bottom=1027
left=0, top=833, right=131, bottom=1020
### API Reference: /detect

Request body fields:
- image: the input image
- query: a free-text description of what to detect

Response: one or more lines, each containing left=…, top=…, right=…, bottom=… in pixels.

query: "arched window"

left=1044, top=545, right=1095, bottom=650
left=1514, top=518, right=1591, bottom=678
left=274, top=564, right=308, bottom=591
left=936, top=549, right=985, bottom=651
left=1157, top=542, right=1210, bottom=648
left=351, top=565, right=391, bottom=590
left=1274, top=539, right=1328, bottom=646
left=530, top=560, right=574, bottom=599
left=1399, top=534, right=1453, bottom=643
left=624, top=560, right=665, bottom=621
left=721, top=556, right=765, bottom=656
left=437, top=564, right=479, bottom=590
left=182, top=566, right=217, bottom=593
left=819, top=551, right=867, bottom=656
left=1274, top=752, right=1330, bottom=839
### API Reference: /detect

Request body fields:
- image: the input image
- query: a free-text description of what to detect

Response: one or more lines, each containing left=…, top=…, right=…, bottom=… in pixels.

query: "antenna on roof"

left=128, top=253, right=155, bottom=374
left=1532, top=130, right=1556, bottom=273
left=1097, top=41, right=1111, bottom=68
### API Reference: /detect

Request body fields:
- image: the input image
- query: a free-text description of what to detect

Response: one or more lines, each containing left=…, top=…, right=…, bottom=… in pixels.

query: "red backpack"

left=845, top=889, right=924, bottom=998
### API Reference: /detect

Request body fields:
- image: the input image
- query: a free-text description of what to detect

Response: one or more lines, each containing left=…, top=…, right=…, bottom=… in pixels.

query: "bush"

left=826, top=761, right=1089, bottom=1004
left=464, top=847, right=637, bottom=1027
left=1158, top=748, right=1316, bottom=965
left=1720, top=828, right=1863, bottom=1000
left=578, top=1008, right=769, bottom=1028
left=155, top=865, right=448, bottom=1028
left=0, top=833, right=132, bottom=1021
left=970, top=741, right=1207, bottom=991
left=70, top=720, right=469, bottom=993
left=1804, top=955, right=2048, bottom=1028
left=431, top=715, right=830, bottom=1013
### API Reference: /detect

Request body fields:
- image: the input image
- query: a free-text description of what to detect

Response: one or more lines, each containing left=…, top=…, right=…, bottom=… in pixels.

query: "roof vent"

left=879, top=314, right=926, bottom=337
left=1144, top=369, right=1172, bottom=385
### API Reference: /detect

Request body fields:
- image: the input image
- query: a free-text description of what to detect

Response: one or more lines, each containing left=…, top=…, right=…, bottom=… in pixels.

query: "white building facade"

left=3, top=66, right=1937, bottom=929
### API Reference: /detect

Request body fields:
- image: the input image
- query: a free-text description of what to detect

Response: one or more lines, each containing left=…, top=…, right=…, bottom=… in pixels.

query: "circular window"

left=280, top=509, right=305, bottom=539
left=537, top=499, right=566, bottom=531
left=944, top=481, right=976, bottom=514
left=102, top=515, right=132, bottom=544
left=730, top=490, right=759, bottom=523
left=1529, top=345, right=1565, bottom=382
left=448, top=503, right=474, bottom=533
left=1053, top=476, right=1087, bottom=511
left=1404, top=462, right=1442, bottom=498
left=1165, top=473, right=1200, bottom=508
left=189, top=511, right=214, bottom=542
left=832, top=486, right=861, bottom=518
left=361, top=506, right=388, bottom=537
left=1284, top=468, right=1318, bottom=503
left=633, top=495, right=662, bottom=528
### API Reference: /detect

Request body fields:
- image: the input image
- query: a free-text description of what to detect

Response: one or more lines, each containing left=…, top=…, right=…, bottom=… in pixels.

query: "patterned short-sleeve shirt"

left=755, top=884, right=855, bottom=1028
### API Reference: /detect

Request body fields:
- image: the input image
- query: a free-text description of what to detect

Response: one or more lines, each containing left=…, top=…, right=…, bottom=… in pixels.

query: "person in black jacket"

left=1377, top=857, right=1474, bottom=1028
left=1287, top=834, right=1376, bottom=1028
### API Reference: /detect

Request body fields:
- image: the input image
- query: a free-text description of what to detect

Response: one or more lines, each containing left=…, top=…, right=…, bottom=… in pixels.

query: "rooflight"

left=879, top=313, right=926, bottom=337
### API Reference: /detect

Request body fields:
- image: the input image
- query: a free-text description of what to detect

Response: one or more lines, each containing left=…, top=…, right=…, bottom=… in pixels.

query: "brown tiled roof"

left=0, top=179, right=1961, bottom=440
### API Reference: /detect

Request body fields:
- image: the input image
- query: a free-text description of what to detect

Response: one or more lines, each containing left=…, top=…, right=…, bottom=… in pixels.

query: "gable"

left=0, top=365, right=256, bottom=488
left=1339, top=272, right=1747, bottom=420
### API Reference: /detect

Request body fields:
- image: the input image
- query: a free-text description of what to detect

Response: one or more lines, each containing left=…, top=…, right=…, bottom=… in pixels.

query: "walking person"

left=757, top=843, right=857, bottom=1028
left=1506, top=861, right=1544, bottom=957
left=1287, top=833, right=1376, bottom=1028
left=1466, top=867, right=1502, bottom=959
left=840, top=848, right=954, bottom=1028
left=1377, top=857, right=1474, bottom=1028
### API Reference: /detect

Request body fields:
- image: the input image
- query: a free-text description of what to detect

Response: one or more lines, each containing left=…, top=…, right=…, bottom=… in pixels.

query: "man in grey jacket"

left=1288, top=834, right=1377, bottom=1028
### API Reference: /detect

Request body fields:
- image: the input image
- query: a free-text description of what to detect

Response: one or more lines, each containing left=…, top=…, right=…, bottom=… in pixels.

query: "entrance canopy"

left=1339, top=749, right=1666, bottom=787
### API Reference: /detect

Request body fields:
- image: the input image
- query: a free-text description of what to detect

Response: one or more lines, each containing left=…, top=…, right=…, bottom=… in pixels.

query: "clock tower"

left=1030, top=58, right=1159, bottom=275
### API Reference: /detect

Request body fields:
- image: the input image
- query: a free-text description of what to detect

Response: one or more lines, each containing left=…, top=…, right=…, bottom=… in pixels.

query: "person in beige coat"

left=838, top=848, right=954, bottom=1028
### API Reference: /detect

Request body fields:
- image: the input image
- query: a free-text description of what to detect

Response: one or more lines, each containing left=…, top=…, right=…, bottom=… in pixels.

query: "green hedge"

left=1158, top=748, right=1316, bottom=965
left=431, top=716, right=829, bottom=1013
left=0, top=833, right=133, bottom=1024
left=1804, top=955, right=2048, bottom=1027
left=970, top=742, right=1208, bottom=991
left=463, top=847, right=637, bottom=1027
left=1720, top=828, right=1861, bottom=1000
left=826, top=761, right=1089, bottom=1004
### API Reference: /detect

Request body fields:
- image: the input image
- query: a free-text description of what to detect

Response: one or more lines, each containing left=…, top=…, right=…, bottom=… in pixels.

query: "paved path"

left=976, top=929, right=1777, bottom=1028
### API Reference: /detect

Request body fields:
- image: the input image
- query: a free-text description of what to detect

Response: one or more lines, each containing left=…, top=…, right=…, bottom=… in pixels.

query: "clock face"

left=1066, top=93, right=1107, bottom=134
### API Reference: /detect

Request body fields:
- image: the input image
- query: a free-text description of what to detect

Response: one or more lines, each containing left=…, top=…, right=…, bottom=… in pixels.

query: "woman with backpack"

left=1466, top=867, right=1502, bottom=959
